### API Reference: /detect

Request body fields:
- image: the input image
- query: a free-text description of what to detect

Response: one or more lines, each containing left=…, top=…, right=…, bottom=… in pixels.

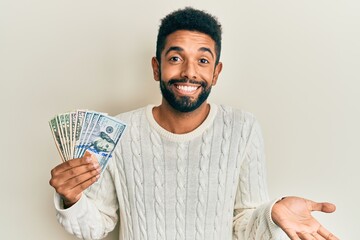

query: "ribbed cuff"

left=54, top=192, right=89, bottom=219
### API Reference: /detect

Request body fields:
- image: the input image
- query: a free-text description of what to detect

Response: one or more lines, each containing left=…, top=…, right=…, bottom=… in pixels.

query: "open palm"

left=271, top=197, right=339, bottom=240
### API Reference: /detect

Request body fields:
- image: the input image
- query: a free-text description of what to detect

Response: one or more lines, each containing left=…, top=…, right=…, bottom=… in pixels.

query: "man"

left=49, top=7, right=338, bottom=240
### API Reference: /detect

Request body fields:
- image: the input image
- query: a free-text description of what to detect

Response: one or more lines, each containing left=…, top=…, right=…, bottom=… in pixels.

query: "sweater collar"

left=146, top=103, right=218, bottom=142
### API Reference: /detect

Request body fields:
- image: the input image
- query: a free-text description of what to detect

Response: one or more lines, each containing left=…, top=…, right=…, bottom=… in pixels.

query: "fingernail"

left=95, top=174, right=100, bottom=182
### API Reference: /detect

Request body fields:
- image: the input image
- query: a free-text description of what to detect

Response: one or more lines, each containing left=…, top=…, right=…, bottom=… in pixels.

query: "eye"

left=169, top=56, right=181, bottom=62
left=199, top=58, right=209, bottom=64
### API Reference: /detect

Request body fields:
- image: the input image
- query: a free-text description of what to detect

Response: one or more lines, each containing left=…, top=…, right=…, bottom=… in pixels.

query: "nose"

left=180, top=60, right=198, bottom=80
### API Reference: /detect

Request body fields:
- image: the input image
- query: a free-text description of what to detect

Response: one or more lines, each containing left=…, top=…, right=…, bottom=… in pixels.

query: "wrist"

left=62, top=194, right=82, bottom=209
left=62, top=199, right=75, bottom=209
left=271, top=196, right=287, bottom=226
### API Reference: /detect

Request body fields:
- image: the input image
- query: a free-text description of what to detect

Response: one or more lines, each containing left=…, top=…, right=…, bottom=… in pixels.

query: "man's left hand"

left=271, top=196, right=339, bottom=240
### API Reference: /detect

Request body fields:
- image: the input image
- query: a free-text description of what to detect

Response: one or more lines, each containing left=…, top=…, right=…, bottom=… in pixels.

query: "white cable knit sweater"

left=54, top=104, right=288, bottom=240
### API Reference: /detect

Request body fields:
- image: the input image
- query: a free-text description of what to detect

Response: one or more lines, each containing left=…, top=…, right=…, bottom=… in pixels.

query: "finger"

left=55, top=170, right=100, bottom=203
left=51, top=157, right=90, bottom=175
left=66, top=167, right=101, bottom=189
left=309, top=200, right=336, bottom=213
left=49, top=161, right=100, bottom=187
left=65, top=174, right=100, bottom=202
left=62, top=161, right=100, bottom=180
left=311, top=232, right=326, bottom=240
left=282, top=228, right=301, bottom=240
left=56, top=166, right=101, bottom=193
left=318, top=226, right=339, bottom=240
left=51, top=152, right=97, bottom=176
left=297, top=231, right=316, bottom=240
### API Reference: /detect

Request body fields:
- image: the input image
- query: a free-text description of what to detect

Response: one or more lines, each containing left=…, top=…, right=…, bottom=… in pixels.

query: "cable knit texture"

left=54, top=104, right=289, bottom=240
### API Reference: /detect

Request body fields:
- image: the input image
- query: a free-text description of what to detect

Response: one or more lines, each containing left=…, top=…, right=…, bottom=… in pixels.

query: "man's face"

left=152, top=30, right=222, bottom=112
left=94, top=138, right=114, bottom=152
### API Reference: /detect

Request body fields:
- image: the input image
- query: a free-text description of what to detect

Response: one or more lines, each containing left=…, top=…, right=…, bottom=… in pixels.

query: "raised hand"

left=49, top=151, right=101, bottom=207
left=271, top=196, right=339, bottom=240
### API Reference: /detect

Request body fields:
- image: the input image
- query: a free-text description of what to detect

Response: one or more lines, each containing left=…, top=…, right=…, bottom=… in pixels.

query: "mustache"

left=168, top=78, right=207, bottom=88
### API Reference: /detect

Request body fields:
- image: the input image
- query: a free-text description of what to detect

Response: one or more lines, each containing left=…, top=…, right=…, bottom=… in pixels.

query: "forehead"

left=163, top=30, right=216, bottom=53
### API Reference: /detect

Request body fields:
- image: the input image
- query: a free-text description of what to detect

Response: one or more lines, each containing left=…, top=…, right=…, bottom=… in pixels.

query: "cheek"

left=160, top=65, right=179, bottom=80
left=199, top=68, right=216, bottom=80
left=161, top=63, right=216, bottom=81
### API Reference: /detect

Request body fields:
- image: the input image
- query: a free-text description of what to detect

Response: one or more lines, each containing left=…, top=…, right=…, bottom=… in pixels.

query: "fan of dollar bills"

left=49, top=110, right=127, bottom=172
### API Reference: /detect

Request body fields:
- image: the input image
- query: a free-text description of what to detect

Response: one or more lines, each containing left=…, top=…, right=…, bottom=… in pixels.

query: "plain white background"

left=1, top=0, right=359, bottom=239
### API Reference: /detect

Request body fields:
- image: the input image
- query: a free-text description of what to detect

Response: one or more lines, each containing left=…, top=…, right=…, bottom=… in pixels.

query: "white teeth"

left=176, top=85, right=198, bottom=92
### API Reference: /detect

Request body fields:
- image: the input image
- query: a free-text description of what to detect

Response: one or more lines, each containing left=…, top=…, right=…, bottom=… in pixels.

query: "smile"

left=175, top=84, right=199, bottom=94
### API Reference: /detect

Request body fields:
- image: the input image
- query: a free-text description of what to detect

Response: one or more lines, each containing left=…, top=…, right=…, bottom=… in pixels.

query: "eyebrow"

left=199, top=47, right=214, bottom=59
left=164, top=46, right=215, bottom=59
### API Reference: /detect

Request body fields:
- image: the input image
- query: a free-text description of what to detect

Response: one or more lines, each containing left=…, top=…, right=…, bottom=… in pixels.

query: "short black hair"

left=156, top=7, right=222, bottom=65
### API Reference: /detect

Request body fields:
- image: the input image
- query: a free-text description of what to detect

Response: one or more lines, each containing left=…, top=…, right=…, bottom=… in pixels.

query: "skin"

left=151, top=30, right=222, bottom=134
left=272, top=197, right=338, bottom=240
left=49, top=151, right=101, bottom=207
left=49, top=30, right=339, bottom=239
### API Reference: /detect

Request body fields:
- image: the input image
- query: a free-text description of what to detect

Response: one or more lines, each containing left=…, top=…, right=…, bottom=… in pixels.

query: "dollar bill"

left=83, top=114, right=126, bottom=170
left=56, top=115, right=70, bottom=160
left=49, top=110, right=126, bottom=172
left=73, top=110, right=86, bottom=157
left=75, top=111, right=93, bottom=158
left=80, top=112, right=101, bottom=158
left=70, top=111, right=77, bottom=158
left=49, top=118, right=66, bottom=162
left=64, top=113, right=71, bottom=160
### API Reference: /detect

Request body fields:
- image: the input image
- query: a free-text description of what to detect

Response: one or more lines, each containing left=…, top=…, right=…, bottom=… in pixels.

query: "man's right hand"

left=49, top=151, right=101, bottom=208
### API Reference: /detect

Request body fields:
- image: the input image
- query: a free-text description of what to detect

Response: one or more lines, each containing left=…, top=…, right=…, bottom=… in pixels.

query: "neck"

left=152, top=100, right=210, bottom=134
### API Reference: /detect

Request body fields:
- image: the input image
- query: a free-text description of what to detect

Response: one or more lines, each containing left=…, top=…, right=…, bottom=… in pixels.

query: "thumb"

left=310, top=200, right=336, bottom=213
left=84, top=150, right=92, bottom=158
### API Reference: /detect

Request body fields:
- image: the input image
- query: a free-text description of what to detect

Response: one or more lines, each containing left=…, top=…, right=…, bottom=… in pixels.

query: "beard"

left=159, top=77, right=212, bottom=113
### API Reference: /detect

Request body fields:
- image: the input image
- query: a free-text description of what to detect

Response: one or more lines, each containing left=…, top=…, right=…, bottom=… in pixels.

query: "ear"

left=151, top=57, right=160, bottom=81
left=211, top=62, right=223, bottom=86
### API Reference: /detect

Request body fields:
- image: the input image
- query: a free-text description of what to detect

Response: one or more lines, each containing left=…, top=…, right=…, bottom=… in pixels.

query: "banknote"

left=70, top=111, right=77, bottom=158
left=73, top=110, right=86, bottom=158
left=77, top=112, right=100, bottom=158
left=80, top=114, right=126, bottom=170
left=64, top=113, right=72, bottom=159
left=49, top=110, right=126, bottom=172
left=49, top=118, right=65, bottom=162
left=56, top=114, right=70, bottom=160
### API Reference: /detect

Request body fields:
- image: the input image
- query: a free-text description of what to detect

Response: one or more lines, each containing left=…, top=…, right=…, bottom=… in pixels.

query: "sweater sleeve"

left=232, top=118, right=289, bottom=240
left=54, top=164, right=119, bottom=240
